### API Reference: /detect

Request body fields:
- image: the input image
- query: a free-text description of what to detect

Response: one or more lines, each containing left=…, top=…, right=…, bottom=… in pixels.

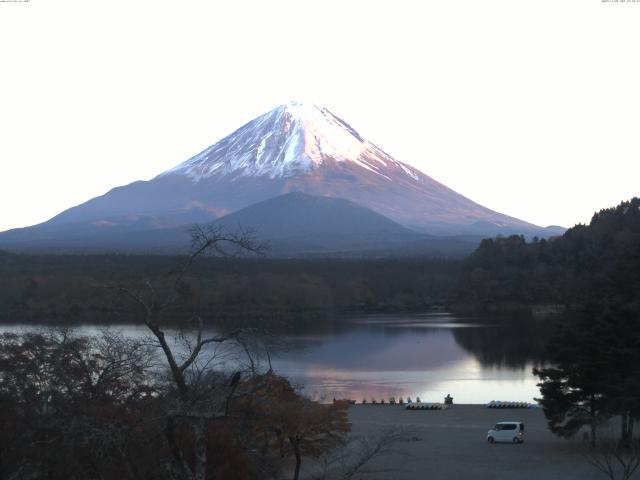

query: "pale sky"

left=1, top=0, right=639, bottom=232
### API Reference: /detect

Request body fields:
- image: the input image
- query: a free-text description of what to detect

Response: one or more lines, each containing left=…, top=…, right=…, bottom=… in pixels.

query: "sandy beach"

left=347, top=404, right=606, bottom=480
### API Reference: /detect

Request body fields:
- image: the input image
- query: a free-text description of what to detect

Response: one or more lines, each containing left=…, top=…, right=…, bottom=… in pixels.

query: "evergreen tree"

left=534, top=308, right=610, bottom=446
left=535, top=304, right=640, bottom=445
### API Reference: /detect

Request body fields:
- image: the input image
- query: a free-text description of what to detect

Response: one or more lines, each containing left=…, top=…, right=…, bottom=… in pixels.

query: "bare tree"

left=584, top=439, right=640, bottom=480
left=116, top=225, right=267, bottom=480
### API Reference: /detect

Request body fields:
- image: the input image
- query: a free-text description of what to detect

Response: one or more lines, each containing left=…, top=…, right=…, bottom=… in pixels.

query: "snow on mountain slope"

left=162, top=101, right=422, bottom=182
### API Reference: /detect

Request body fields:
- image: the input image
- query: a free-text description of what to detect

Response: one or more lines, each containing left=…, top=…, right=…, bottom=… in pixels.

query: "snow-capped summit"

left=162, top=101, right=423, bottom=182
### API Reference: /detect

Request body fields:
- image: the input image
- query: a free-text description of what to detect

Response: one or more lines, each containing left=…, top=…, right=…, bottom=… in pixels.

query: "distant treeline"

left=462, top=197, right=640, bottom=310
left=3, top=197, right=638, bottom=324
left=0, top=253, right=462, bottom=323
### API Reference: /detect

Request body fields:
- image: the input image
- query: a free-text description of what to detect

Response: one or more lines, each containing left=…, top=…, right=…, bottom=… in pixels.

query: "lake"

left=0, top=312, right=547, bottom=404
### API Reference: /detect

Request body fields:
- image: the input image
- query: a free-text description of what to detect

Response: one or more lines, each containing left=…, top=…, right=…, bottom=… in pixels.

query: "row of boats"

left=337, top=398, right=533, bottom=408
left=360, top=396, right=423, bottom=405
left=486, top=401, right=533, bottom=409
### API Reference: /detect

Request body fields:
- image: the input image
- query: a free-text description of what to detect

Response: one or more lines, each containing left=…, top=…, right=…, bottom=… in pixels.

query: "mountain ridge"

left=0, top=102, right=564, bottom=254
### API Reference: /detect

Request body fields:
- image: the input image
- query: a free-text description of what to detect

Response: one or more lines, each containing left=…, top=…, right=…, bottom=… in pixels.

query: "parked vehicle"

left=487, top=422, right=525, bottom=444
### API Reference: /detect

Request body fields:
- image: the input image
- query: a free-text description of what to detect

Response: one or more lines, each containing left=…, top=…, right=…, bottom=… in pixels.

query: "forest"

left=3, top=198, right=638, bottom=324
left=0, top=227, right=412, bottom=480
left=0, top=253, right=462, bottom=324
left=0, top=198, right=639, bottom=479
left=462, top=198, right=640, bottom=457
left=462, top=197, right=640, bottom=309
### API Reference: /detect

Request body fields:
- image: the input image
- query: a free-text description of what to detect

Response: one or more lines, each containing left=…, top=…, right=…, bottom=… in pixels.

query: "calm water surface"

left=0, top=313, right=546, bottom=404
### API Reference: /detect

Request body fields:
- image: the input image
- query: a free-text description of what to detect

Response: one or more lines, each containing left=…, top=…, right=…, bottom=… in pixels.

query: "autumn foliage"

left=0, top=332, right=351, bottom=480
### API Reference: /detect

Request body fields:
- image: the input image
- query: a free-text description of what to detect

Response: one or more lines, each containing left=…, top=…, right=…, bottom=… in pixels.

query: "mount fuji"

left=0, top=102, right=563, bottom=255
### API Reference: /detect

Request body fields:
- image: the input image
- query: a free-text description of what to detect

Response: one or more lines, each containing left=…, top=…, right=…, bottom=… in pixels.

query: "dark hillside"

left=462, top=197, right=640, bottom=309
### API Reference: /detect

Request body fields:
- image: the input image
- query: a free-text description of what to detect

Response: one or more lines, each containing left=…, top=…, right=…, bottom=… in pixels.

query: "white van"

left=487, top=422, right=525, bottom=444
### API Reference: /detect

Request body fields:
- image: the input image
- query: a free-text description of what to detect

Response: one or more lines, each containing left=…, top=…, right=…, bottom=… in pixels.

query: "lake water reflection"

left=270, top=313, right=546, bottom=404
left=0, top=313, right=547, bottom=404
